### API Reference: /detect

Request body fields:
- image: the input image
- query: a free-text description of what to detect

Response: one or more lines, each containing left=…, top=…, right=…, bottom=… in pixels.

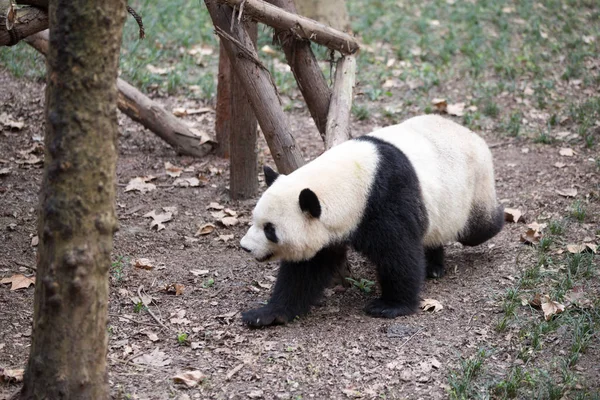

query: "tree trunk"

left=215, top=42, right=232, bottom=158
left=295, top=0, right=350, bottom=32
left=19, top=0, right=125, bottom=399
left=229, top=22, right=258, bottom=200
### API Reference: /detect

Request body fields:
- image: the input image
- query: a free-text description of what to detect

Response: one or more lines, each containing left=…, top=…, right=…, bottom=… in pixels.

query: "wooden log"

left=215, top=42, right=233, bottom=158
left=325, top=55, right=356, bottom=149
left=229, top=22, right=258, bottom=200
left=204, top=0, right=305, bottom=174
left=267, top=0, right=331, bottom=137
left=25, top=30, right=215, bottom=158
left=219, top=0, right=359, bottom=55
left=0, top=0, right=48, bottom=47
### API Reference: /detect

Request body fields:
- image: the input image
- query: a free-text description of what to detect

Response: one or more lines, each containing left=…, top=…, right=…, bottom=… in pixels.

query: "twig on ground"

left=398, top=327, right=423, bottom=350
left=136, top=285, right=169, bottom=331
left=109, top=313, right=160, bottom=328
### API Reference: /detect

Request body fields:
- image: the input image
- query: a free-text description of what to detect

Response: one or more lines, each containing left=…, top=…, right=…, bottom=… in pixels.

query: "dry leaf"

left=190, top=269, right=209, bottom=276
left=520, top=227, right=542, bottom=245
left=541, top=296, right=565, bottom=321
left=224, top=208, right=237, bottom=217
left=447, top=102, right=466, bottom=116
left=248, top=390, right=265, bottom=399
left=504, top=208, right=525, bottom=223
left=420, top=298, right=443, bottom=312
left=211, top=210, right=226, bottom=219
left=164, top=162, right=183, bottom=177
left=125, top=176, right=156, bottom=193
left=0, top=167, right=10, bottom=176
left=173, top=370, right=206, bottom=388
left=219, top=234, right=234, bottom=242
left=146, top=332, right=159, bottom=342
left=31, top=235, right=38, bottom=247
left=585, top=244, right=597, bottom=253
left=146, top=64, right=175, bottom=75
left=0, top=274, right=35, bottom=290
left=133, top=348, right=172, bottom=367
left=554, top=162, right=566, bottom=169
left=529, top=293, right=543, bottom=308
left=195, top=223, right=215, bottom=236
left=173, top=177, right=200, bottom=187
left=556, top=188, right=577, bottom=197
left=207, top=202, right=224, bottom=210
left=143, top=210, right=172, bottom=231
left=134, top=258, right=154, bottom=270
left=559, top=148, right=574, bottom=157
left=567, top=243, right=596, bottom=254
left=220, top=217, right=239, bottom=227
left=0, top=368, right=24, bottom=383
left=431, top=98, right=447, bottom=112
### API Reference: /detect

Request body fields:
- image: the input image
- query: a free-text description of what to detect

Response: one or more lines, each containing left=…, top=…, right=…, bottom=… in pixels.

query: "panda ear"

left=299, top=189, right=321, bottom=219
left=263, top=165, right=279, bottom=187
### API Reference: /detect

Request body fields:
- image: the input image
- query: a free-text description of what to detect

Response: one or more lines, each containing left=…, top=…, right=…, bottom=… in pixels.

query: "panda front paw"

left=364, top=298, right=416, bottom=319
left=241, top=304, right=294, bottom=327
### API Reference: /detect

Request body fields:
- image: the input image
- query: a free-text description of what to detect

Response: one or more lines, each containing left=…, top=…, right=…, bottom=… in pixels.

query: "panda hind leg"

left=425, top=246, right=445, bottom=278
left=360, top=238, right=425, bottom=318
left=458, top=205, right=505, bottom=247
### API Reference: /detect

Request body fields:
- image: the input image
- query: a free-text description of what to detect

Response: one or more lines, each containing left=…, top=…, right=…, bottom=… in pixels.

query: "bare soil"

left=0, top=69, right=598, bottom=400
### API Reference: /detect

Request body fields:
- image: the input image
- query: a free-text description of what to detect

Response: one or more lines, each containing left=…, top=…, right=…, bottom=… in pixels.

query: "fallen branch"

left=25, top=30, right=215, bottom=158
left=325, top=55, right=356, bottom=149
left=205, top=0, right=305, bottom=174
left=0, top=0, right=48, bottom=46
left=219, top=0, right=359, bottom=55
left=267, top=0, right=331, bottom=137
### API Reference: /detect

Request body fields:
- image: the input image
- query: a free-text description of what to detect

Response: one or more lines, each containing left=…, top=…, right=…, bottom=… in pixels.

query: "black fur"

left=458, top=205, right=505, bottom=246
left=425, top=246, right=445, bottom=278
left=241, top=244, right=347, bottom=327
left=299, top=188, right=321, bottom=218
left=264, top=222, right=278, bottom=243
left=263, top=165, right=279, bottom=187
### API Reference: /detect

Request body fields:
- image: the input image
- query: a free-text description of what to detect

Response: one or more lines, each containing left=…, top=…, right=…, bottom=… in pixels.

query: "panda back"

left=369, top=115, right=498, bottom=246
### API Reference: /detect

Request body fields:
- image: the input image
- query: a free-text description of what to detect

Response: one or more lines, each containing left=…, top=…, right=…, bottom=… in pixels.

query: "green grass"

left=345, top=277, right=376, bottom=293
left=447, top=348, right=489, bottom=400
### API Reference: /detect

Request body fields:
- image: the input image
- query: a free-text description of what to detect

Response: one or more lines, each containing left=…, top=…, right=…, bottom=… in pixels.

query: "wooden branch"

left=325, top=55, right=356, bottom=149
left=205, top=0, right=305, bottom=174
left=14, top=0, right=48, bottom=8
left=267, top=0, right=331, bottom=137
left=25, top=30, right=215, bottom=158
left=0, top=1, right=48, bottom=47
left=219, top=0, right=359, bottom=55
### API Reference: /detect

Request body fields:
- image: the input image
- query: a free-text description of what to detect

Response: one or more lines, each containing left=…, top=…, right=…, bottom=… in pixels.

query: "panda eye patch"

left=263, top=222, right=278, bottom=243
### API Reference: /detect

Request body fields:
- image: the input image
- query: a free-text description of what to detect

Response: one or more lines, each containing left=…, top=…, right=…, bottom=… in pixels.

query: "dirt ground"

left=0, top=68, right=598, bottom=400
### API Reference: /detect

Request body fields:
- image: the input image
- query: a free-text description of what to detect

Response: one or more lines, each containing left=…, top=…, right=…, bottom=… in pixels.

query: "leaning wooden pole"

left=25, top=30, right=215, bottom=158
left=266, top=0, right=331, bottom=137
left=325, top=55, right=356, bottom=149
left=218, top=0, right=360, bottom=55
left=204, top=0, right=304, bottom=174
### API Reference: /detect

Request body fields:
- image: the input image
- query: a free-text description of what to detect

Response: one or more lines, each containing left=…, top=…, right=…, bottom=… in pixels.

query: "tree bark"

left=218, top=0, right=359, bottom=55
left=0, top=0, right=48, bottom=47
left=325, top=55, right=356, bottom=149
left=229, top=22, right=258, bottom=200
left=205, top=0, right=305, bottom=174
left=295, top=0, right=350, bottom=32
left=215, top=43, right=233, bottom=158
left=19, top=0, right=126, bottom=398
left=25, top=30, right=215, bottom=158
left=267, top=0, right=331, bottom=137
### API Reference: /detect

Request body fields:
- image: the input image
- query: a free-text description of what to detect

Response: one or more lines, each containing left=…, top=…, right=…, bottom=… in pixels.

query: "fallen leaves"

left=556, top=188, right=577, bottom=198
left=420, top=298, right=443, bottom=312
left=133, top=347, right=172, bottom=367
left=133, top=258, right=154, bottom=270
left=173, top=370, right=206, bottom=387
left=0, top=367, right=24, bottom=383
left=559, top=148, right=575, bottom=157
left=125, top=176, right=156, bottom=193
left=541, top=296, right=565, bottom=321
left=520, top=222, right=546, bottom=245
left=164, top=162, right=183, bottom=177
left=195, top=223, right=215, bottom=236
left=504, top=208, right=525, bottom=223
left=173, top=177, right=200, bottom=187
left=143, top=210, right=172, bottom=231
left=567, top=243, right=597, bottom=254
left=430, top=99, right=470, bottom=116
left=0, top=274, right=35, bottom=290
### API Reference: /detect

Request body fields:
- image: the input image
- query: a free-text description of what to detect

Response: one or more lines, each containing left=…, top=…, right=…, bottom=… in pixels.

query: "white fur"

left=240, top=115, right=498, bottom=261
left=370, top=114, right=497, bottom=247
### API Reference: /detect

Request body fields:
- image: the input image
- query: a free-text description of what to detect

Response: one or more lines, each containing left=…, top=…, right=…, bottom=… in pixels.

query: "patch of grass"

left=202, top=277, right=215, bottom=288
left=176, top=332, right=189, bottom=345
left=352, top=105, right=370, bottom=121
left=570, top=200, right=587, bottom=222
left=111, top=255, right=130, bottom=283
left=493, top=366, right=527, bottom=399
left=503, top=112, right=523, bottom=137
left=548, top=220, right=565, bottom=236
left=346, top=277, right=376, bottom=293
left=447, top=348, right=488, bottom=400
left=133, top=301, right=146, bottom=313
left=482, top=100, right=500, bottom=119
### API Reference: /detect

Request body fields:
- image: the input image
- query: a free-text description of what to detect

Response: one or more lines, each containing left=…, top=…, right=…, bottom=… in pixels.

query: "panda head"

left=240, top=165, right=330, bottom=262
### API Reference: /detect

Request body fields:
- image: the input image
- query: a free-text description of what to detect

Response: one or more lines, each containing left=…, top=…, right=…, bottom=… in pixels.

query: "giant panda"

left=240, top=114, right=504, bottom=327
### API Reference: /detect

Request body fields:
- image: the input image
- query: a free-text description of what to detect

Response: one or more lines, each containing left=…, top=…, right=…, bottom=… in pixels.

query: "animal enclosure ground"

left=1, top=0, right=600, bottom=399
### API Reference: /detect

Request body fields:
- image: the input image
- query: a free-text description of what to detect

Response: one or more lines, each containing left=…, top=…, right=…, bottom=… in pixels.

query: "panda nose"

left=240, top=245, right=251, bottom=253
